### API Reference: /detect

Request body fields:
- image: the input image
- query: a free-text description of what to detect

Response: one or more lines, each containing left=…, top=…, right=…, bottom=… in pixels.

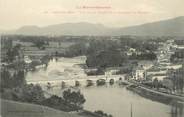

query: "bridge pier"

left=27, top=75, right=125, bottom=89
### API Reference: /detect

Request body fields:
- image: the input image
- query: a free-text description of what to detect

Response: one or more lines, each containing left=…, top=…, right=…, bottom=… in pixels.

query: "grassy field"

left=1, top=99, right=83, bottom=117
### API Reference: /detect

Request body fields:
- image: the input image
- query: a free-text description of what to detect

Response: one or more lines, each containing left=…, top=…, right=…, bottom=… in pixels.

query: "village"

left=1, top=35, right=184, bottom=117
left=127, top=39, right=184, bottom=95
left=1, top=0, right=184, bottom=116
left=1, top=36, right=184, bottom=91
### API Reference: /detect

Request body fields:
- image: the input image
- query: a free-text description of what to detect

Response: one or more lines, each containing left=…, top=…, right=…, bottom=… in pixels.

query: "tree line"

left=0, top=69, right=86, bottom=112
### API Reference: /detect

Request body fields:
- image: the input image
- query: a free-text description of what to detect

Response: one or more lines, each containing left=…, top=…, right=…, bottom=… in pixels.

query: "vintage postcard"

left=0, top=0, right=184, bottom=117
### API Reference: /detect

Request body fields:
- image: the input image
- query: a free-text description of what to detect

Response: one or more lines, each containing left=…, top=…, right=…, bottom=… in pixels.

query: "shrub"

left=94, top=110, right=113, bottom=117
left=63, top=89, right=86, bottom=111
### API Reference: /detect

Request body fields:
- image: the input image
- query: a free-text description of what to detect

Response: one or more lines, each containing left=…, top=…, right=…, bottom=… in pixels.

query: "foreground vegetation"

left=1, top=69, right=85, bottom=111
left=0, top=69, right=112, bottom=117
left=1, top=99, right=82, bottom=117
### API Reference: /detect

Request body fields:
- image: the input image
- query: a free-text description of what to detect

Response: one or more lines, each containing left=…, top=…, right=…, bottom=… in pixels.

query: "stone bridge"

left=27, top=75, right=125, bottom=88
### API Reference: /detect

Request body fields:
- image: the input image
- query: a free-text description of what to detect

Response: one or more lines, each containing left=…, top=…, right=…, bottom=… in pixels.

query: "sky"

left=0, top=0, right=184, bottom=30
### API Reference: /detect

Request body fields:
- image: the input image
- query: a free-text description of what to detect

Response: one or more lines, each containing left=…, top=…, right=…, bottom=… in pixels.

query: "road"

left=139, top=86, right=184, bottom=101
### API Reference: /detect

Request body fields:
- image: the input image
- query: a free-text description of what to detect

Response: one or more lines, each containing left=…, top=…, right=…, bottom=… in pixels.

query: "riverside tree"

left=86, top=49, right=127, bottom=68
left=169, top=65, right=184, bottom=93
left=153, top=78, right=159, bottom=90
left=63, top=89, right=86, bottom=110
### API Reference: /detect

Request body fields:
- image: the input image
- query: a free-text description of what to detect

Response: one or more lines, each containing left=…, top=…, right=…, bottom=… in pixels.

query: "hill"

left=3, top=16, right=184, bottom=36
left=113, top=16, right=184, bottom=36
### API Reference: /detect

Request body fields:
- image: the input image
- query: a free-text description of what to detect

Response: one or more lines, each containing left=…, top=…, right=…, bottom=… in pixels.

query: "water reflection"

left=79, top=86, right=184, bottom=117
left=170, top=101, right=183, bottom=117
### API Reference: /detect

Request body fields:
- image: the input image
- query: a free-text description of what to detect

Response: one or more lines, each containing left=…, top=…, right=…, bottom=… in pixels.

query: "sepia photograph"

left=0, top=0, right=184, bottom=117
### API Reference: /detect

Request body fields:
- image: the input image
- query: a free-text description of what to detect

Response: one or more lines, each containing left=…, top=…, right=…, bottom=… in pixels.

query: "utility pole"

left=130, top=103, right=133, bottom=117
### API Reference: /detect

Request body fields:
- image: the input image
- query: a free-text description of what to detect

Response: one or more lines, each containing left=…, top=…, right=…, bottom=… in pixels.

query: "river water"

left=81, top=85, right=183, bottom=117
left=26, top=57, right=184, bottom=117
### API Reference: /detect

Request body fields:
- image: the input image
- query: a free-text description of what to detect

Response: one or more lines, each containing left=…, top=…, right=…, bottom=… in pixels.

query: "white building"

left=12, top=40, right=33, bottom=47
left=132, top=66, right=146, bottom=80
left=105, top=69, right=119, bottom=76
left=24, top=56, right=32, bottom=64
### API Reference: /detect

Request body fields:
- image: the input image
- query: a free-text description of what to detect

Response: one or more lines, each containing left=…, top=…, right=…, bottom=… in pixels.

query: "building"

left=132, top=65, right=146, bottom=80
left=12, top=40, right=34, bottom=47
left=105, top=69, right=120, bottom=76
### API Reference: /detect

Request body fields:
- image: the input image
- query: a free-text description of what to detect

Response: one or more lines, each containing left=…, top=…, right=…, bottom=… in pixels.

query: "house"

left=138, top=61, right=154, bottom=70
left=105, top=69, right=119, bottom=76
left=132, top=65, right=146, bottom=80
left=48, top=41, right=60, bottom=48
left=24, top=56, right=32, bottom=64
left=12, top=40, right=33, bottom=47
left=126, top=48, right=136, bottom=56
left=151, top=74, right=167, bottom=81
left=85, top=68, right=99, bottom=75
left=176, top=45, right=184, bottom=50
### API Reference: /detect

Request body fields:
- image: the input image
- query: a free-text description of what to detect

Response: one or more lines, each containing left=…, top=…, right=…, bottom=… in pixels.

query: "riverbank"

left=126, top=84, right=184, bottom=105
left=0, top=99, right=108, bottom=117
left=1, top=99, right=81, bottom=117
left=80, top=85, right=173, bottom=117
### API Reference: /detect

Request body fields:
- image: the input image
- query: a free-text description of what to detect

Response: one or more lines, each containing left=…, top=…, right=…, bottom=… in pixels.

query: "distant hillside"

left=3, top=16, right=184, bottom=36
left=112, top=16, right=184, bottom=36
left=1, top=99, right=82, bottom=117
left=12, top=22, right=112, bottom=36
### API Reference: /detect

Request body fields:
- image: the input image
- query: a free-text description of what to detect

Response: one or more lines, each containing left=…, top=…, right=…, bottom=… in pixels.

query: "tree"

left=47, top=82, right=52, bottom=90
left=94, top=110, right=113, bottom=117
left=153, top=78, right=159, bottom=90
left=170, top=50, right=184, bottom=63
left=65, top=42, right=88, bottom=57
left=86, top=49, right=127, bottom=68
left=170, top=66, right=184, bottom=93
left=41, top=95, right=66, bottom=110
left=6, top=49, right=15, bottom=62
left=41, top=55, right=51, bottom=67
left=63, top=89, right=86, bottom=110
left=1, top=70, right=12, bottom=89
left=61, top=81, right=66, bottom=89
left=22, top=84, right=45, bottom=103
left=13, top=70, right=26, bottom=87
left=162, top=78, right=173, bottom=93
left=1, top=70, right=25, bottom=89
left=33, top=40, right=46, bottom=50
left=109, top=79, right=115, bottom=85
left=6, top=44, right=21, bottom=63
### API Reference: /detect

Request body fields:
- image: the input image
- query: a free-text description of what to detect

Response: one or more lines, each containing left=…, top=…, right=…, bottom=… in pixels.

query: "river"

left=25, top=57, right=184, bottom=117
left=81, top=85, right=183, bottom=117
